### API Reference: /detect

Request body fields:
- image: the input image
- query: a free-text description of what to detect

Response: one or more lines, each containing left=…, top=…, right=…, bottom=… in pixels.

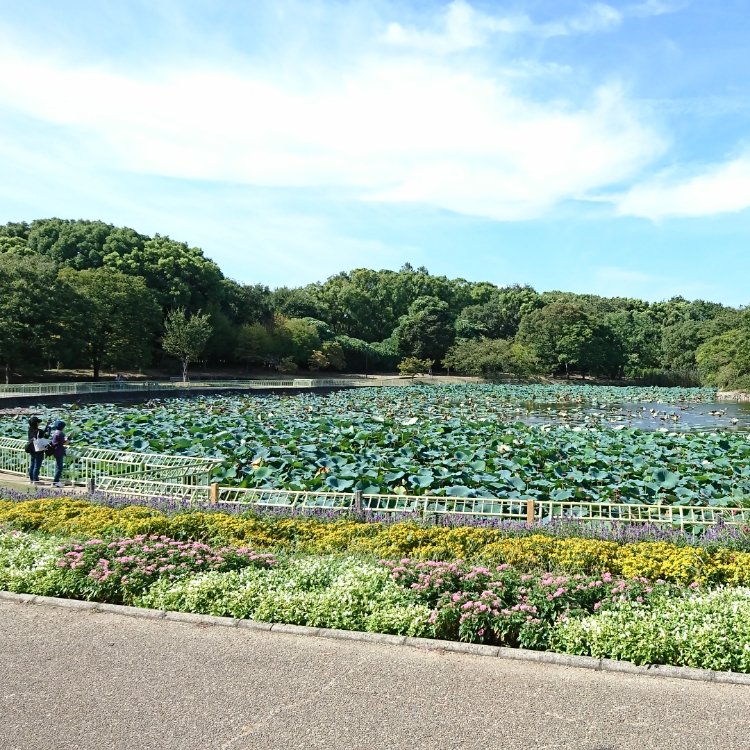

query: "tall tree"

left=606, top=310, right=661, bottom=378
left=221, top=280, right=274, bottom=326
left=235, top=323, right=274, bottom=368
left=443, top=338, right=539, bottom=378
left=0, top=254, right=61, bottom=381
left=270, top=285, right=326, bottom=320
left=517, top=302, right=617, bottom=377
left=396, top=296, right=455, bottom=364
left=456, top=284, right=542, bottom=340
left=696, top=330, right=750, bottom=388
left=162, top=308, right=214, bottom=382
left=62, top=268, right=161, bottom=379
left=103, top=234, right=224, bottom=312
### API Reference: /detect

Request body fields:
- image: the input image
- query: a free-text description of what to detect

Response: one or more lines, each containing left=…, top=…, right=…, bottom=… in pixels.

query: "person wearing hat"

left=26, top=416, right=47, bottom=484
left=50, top=419, right=69, bottom=487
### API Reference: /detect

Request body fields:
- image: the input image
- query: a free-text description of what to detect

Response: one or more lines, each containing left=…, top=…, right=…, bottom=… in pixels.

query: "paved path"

left=1, top=600, right=749, bottom=750
left=0, top=472, right=85, bottom=494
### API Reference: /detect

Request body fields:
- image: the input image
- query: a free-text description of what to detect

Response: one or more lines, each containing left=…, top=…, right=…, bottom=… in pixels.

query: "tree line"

left=1, top=218, right=748, bottom=388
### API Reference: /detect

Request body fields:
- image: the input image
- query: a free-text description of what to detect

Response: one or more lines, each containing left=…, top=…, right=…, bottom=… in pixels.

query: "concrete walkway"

left=1, top=599, right=748, bottom=750
left=0, top=471, right=86, bottom=494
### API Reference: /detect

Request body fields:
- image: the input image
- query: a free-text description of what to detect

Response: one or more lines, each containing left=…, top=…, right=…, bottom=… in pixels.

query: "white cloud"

left=366, top=82, right=665, bottom=219
left=615, top=153, right=750, bottom=219
left=381, top=1, right=527, bottom=54
left=542, top=3, right=623, bottom=36
left=381, top=0, right=626, bottom=54
left=0, top=33, right=665, bottom=223
left=628, top=0, right=687, bottom=19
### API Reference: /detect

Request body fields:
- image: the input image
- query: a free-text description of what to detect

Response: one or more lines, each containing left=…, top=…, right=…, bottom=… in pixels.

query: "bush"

left=52, top=535, right=275, bottom=604
left=397, top=357, right=433, bottom=377
left=139, top=555, right=432, bottom=636
left=0, top=528, right=66, bottom=595
left=383, top=558, right=683, bottom=649
left=551, top=588, right=750, bottom=672
left=277, top=356, right=298, bottom=374
left=3, top=498, right=750, bottom=586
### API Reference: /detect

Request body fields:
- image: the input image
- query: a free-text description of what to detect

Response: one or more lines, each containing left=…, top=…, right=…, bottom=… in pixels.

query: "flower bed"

left=3, top=525, right=750, bottom=672
left=552, top=588, right=750, bottom=672
left=4, top=494, right=750, bottom=674
left=2, top=497, right=750, bottom=585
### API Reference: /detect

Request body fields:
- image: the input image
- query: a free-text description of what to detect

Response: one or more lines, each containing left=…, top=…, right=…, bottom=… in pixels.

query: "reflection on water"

left=512, top=401, right=750, bottom=432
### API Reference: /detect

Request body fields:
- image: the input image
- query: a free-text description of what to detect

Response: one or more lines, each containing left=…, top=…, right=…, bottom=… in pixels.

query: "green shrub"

left=137, top=569, right=270, bottom=617
left=138, top=555, right=432, bottom=635
left=551, top=587, right=750, bottom=672
left=0, top=529, right=69, bottom=595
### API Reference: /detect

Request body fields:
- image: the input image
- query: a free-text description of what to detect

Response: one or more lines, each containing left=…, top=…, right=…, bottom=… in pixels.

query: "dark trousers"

left=53, top=454, right=64, bottom=483
left=29, top=452, right=44, bottom=481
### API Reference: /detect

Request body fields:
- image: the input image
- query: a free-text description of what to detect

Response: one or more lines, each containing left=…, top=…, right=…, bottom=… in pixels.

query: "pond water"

left=516, top=401, right=750, bottom=432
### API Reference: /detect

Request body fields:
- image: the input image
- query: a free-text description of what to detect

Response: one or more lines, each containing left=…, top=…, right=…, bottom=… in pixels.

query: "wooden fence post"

left=209, top=482, right=219, bottom=505
left=526, top=499, right=535, bottom=524
left=354, top=490, right=363, bottom=513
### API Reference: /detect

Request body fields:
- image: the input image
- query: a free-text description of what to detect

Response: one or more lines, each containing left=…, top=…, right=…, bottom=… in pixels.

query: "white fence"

left=0, top=377, right=402, bottom=399
left=0, top=437, right=220, bottom=487
left=1, top=438, right=748, bottom=530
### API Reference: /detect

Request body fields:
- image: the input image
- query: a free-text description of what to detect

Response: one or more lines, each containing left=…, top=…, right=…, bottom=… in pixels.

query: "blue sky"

left=1, top=1, right=750, bottom=304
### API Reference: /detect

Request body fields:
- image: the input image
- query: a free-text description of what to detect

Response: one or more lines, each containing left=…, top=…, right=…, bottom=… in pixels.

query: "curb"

left=3, top=590, right=750, bottom=686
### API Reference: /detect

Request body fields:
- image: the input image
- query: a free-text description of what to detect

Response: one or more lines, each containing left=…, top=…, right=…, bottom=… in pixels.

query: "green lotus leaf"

left=384, top=471, right=406, bottom=483
left=325, top=476, right=354, bottom=490
left=445, top=485, right=472, bottom=497
left=651, top=468, right=680, bottom=489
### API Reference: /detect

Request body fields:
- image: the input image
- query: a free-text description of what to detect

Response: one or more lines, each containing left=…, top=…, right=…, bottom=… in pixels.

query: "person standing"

left=50, top=420, right=68, bottom=487
left=26, top=416, right=47, bottom=484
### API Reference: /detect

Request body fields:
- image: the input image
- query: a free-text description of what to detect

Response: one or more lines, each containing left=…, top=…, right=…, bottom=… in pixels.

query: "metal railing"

left=0, top=381, right=154, bottom=396
left=161, top=379, right=297, bottom=389
left=0, top=437, right=220, bottom=487
left=212, top=488, right=750, bottom=528
left=0, top=377, right=402, bottom=399
left=2, top=438, right=748, bottom=529
left=95, top=476, right=212, bottom=502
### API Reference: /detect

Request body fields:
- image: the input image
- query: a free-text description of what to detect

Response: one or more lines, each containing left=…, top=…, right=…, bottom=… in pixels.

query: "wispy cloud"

left=381, top=1, right=524, bottom=54
left=380, top=0, right=685, bottom=55
left=541, top=3, right=623, bottom=37
left=614, top=151, right=750, bottom=219
left=0, top=24, right=665, bottom=223
left=628, top=0, right=689, bottom=19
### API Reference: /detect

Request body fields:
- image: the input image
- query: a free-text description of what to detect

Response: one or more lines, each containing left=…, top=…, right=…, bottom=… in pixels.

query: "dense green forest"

left=1, top=218, right=748, bottom=388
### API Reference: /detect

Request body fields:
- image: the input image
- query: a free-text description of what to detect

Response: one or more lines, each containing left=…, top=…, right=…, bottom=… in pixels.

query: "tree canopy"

left=1, top=216, right=747, bottom=388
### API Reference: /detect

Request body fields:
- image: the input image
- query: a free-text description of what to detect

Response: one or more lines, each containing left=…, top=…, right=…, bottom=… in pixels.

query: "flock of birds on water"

left=504, top=403, right=745, bottom=430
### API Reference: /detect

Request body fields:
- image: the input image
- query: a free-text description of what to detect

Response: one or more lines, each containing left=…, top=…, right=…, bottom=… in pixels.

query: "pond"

left=517, top=401, right=750, bottom=432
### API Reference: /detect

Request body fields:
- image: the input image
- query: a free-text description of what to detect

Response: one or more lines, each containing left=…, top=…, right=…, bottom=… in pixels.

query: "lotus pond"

left=4, top=384, right=750, bottom=506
